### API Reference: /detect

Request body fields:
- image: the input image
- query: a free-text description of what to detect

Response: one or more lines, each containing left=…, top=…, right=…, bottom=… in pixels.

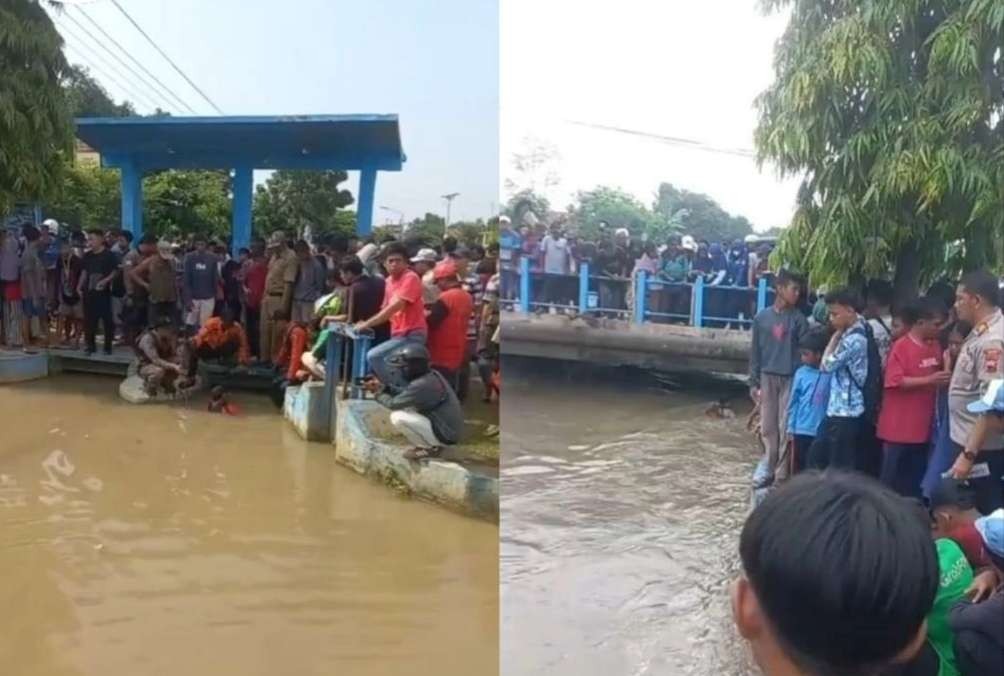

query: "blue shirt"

left=822, top=319, right=869, bottom=418
left=499, top=230, right=521, bottom=269
left=786, top=365, right=832, bottom=436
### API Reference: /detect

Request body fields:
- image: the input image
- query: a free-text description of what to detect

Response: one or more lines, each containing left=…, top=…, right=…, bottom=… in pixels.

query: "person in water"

left=733, top=471, right=938, bottom=676
left=363, top=342, right=463, bottom=461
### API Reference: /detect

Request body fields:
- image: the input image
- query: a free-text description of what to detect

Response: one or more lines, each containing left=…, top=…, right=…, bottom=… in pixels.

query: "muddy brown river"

left=502, top=362, right=757, bottom=675
left=0, top=375, right=497, bottom=676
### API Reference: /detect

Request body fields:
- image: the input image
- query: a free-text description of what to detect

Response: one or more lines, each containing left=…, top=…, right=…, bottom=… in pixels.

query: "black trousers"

left=245, top=306, right=261, bottom=359
left=83, top=291, right=114, bottom=352
left=791, top=434, right=815, bottom=475
left=808, top=416, right=861, bottom=471
left=950, top=442, right=1004, bottom=514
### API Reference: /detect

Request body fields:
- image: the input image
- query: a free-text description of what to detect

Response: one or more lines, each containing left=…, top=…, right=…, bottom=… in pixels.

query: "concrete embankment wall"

left=283, top=385, right=499, bottom=521
left=502, top=313, right=752, bottom=375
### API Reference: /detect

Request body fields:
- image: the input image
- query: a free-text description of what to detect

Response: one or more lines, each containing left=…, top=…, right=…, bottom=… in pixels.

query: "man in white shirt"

left=539, top=223, right=570, bottom=307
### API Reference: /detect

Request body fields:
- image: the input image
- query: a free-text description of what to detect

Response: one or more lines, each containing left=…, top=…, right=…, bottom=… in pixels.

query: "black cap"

left=928, top=477, right=977, bottom=511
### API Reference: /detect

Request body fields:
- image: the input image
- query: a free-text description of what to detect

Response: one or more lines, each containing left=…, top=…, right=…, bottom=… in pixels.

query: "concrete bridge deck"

left=501, top=312, right=752, bottom=376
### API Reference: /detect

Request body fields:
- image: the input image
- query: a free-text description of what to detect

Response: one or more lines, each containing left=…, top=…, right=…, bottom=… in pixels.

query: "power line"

left=565, top=120, right=757, bottom=159
left=61, top=42, right=158, bottom=115
left=74, top=5, right=198, bottom=114
left=59, top=11, right=174, bottom=114
left=63, top=7, right=185, bottom=114
left=110, top=0, right=224, bottom=114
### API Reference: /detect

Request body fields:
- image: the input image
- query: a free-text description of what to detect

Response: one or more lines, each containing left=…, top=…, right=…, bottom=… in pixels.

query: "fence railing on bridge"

left=323, top=322, right=374, bottom=406
left=503, top=257, right=774, bottom=329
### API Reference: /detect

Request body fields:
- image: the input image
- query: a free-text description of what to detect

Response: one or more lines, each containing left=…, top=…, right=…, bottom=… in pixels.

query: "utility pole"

left=442, top=192, right=459, bottom=238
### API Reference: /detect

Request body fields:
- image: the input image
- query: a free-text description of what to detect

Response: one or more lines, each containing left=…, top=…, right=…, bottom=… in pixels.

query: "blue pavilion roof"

left=74, top=114, right=405, bottom=172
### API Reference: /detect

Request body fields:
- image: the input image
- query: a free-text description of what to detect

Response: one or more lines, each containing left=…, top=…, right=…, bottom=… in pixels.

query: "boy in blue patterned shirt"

left=807, top=288, right=870, bottom=470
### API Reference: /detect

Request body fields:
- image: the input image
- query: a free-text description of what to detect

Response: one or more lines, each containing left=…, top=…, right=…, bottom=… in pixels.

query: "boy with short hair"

left=733, top=472, right=938, bottom=676
left=949, top=509, right=1004, bottom=676
left=749, top=269, right=808, bottom=487
left=877, top=296, right=949, bottom=498
left=808, top=288, right=871, bottom=470
left=784, top=328, right=831, bottom=475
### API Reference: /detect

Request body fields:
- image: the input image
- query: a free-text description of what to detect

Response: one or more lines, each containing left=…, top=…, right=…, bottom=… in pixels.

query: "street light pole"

left=441, top=192, right=459, bottom=238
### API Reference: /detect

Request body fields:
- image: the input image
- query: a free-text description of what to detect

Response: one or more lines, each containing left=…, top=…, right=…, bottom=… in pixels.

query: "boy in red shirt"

left=877, top=296, right=951, bottom=497
left=355, top=242, right=427, bottom=388
left=426, top=259, right=473, bottom=392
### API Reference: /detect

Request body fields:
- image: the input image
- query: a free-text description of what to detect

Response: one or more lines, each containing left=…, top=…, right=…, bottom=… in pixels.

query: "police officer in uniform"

left=260, top=232, right=298, bottom=364
left=949, top=270, right=1004, bottom=512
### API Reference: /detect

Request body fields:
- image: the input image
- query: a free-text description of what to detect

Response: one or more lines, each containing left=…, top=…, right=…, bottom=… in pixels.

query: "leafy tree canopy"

left=0, top=0, right=73, bottom=213
left=568, top=186, right=656, bottom=241
left=653, top=183, right=754, bottom=243
left=253, top=169, right=355, bottom=240
left=62, top=64, right=136, bottom=118
left=757, top=0, right=1004, bottom=298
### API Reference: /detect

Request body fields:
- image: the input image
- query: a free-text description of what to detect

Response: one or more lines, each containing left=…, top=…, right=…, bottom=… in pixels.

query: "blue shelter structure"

left=74, top=115, right=405, bottom=255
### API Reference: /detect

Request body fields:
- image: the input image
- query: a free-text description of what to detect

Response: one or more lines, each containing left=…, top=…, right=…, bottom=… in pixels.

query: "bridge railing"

left=323, top=322, right=374, bottom=404
left=504, top=257, right=774, bottom=329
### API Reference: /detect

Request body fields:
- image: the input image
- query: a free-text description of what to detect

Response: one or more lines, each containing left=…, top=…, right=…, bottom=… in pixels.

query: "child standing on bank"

left=749, top=270, right=809, bottom=487
left=876, top=297, right=949, bottom=498
left=785, top=328, right=832, bottom=475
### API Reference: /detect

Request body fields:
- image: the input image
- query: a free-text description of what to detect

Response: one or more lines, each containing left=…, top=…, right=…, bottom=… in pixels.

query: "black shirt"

left=81, top=249, right=119, bottom=295
left=349, top=275, right=389, bottom=344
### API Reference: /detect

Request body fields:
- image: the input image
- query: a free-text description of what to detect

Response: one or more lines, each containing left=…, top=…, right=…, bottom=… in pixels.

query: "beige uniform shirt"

left=264, top=249, right=298, bottom=297
left=949, top=309, right=1004, bottom=449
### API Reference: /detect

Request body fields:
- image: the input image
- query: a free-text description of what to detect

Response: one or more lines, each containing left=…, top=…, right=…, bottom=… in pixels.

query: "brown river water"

left=0, top=374, right=498, bottom=676
left=502, top=361, right=758, bottom=675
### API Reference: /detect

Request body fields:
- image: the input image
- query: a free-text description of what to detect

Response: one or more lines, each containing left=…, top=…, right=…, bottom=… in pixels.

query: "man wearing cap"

left=410, top=248, right=440, bottom=305
left=949, top=270, right=1004, bottom=513
left=129, top=239, right=180, bottom=326
left=260, top=231, right=298, bottom=364
left=948, top=508, right=1004, bottom=676
left=426, top=259, right=473, bottom=392
left=134, top=316, right=185, bottom=396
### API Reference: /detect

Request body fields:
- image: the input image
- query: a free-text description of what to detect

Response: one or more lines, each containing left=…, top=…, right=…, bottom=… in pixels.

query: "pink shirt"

left=383, top=270, right=427, bottom=337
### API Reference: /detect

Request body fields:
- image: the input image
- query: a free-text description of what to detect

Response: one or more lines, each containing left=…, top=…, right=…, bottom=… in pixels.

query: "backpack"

left=845, top=322, right=883, bottom=425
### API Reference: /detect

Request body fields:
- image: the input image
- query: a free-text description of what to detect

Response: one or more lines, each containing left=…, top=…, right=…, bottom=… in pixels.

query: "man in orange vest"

left=426, top=259, right=473, bottom=393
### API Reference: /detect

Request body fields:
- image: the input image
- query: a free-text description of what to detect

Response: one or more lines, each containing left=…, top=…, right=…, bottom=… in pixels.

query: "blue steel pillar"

left=633, top=271, right=647, bottom=324
left=231, top=165, right=253, bottom=258
left=356, top=168, right=377, bottom=237
left=693, top=276, right=705, bottom=327
left=757, top=277, right=768, bottom=314
left=578, top=262, right=590, bottom=314
left=519, top=257, right=531, bottom=313
left=120, top=163, right=143, bottom=240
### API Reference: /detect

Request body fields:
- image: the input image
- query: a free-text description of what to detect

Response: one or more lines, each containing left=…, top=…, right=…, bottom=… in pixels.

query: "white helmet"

left=42, top=218, right=59, bottom=233
left=744, top=234, right=760, bottom=244
left=681, top=235, right=698, bottom=252
left=614, top=228, right=630, bottom=239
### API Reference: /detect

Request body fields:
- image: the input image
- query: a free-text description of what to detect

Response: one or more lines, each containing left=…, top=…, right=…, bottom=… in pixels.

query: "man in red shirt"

left=426, top=259, right=473, bottom=392
left=877, top=296, right=950, bottom=497
left=241, top=239, right=268, bottom=360
left=355, top=242, right=427, bottom=387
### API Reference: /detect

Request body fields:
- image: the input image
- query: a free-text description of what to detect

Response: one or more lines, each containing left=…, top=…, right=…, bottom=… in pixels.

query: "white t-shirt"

left=540, top=235, right=569, bottom=275
left=868, top=315, right=893, bottom=367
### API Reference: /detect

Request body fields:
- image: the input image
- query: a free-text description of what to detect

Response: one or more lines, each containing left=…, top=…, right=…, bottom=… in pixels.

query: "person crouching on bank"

left=362, top=343, right=463, bottom=461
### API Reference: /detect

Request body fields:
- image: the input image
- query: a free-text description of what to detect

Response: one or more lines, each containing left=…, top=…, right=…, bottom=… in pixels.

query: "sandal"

left=404, top=447, right=442, bottom=461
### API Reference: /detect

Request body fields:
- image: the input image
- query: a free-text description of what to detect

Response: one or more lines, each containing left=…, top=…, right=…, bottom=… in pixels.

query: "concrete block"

left=283, top=382, right=332, bottom=442
left=0, top=351, right=47, bottom=383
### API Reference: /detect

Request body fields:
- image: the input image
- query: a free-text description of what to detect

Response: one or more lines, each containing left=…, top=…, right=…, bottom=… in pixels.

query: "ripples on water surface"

left=502, top=361, right=757, bottom=675
left=0, top=375, right=497, bottom=676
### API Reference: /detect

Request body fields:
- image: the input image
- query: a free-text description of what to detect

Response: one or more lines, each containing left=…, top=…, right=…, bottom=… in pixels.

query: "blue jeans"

left=367, top=331, right=426, bottom=388
left=880, top=442, right=929, bottom=499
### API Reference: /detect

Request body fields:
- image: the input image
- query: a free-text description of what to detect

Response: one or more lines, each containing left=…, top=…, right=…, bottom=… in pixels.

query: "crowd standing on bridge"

left=740, top=267, right=1004, bottom=676
left=499, top=215, right=777, bottom=322
left=0, top=218, right=500, bottom=453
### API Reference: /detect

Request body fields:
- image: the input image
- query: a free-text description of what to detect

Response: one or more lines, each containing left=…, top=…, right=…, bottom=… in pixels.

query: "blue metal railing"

left=508, top=256, right=773, bottom=329
left=323, top=322, right=374, bottom=405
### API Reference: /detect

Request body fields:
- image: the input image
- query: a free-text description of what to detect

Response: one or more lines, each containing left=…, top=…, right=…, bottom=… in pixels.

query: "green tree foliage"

left=144, top=170, right=231, bottom=240
left=0, top=0, right=73, bottom=213
left=503, top=189, right=551, bottom=220
left=62, top=64, right=136, bottom=118
left=569, top=186, right=656, bottom=240
left=45, top=162, right=120, bottom=227
left=756, top=0, right=1004, bottom=299
left=253, top=169, right=355, bottom=239
left=653, top=183, right=754, bottom=243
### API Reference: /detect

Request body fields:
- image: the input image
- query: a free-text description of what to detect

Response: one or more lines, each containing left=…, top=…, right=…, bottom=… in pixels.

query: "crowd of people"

left=742, top=267, right=1004, bottom=676
left=0, top=218, right=500, bottom=456
left=499, top=216, right=777, bottom=322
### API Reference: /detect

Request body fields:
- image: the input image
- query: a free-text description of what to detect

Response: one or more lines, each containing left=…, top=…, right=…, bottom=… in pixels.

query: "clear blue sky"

left=53, top=0, right=499, bottom=224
